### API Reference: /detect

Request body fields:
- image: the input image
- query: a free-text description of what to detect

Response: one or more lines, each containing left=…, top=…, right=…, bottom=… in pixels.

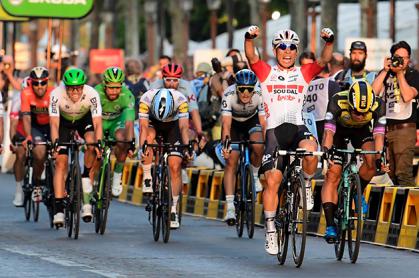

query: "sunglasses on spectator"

left=164, top=77, right=179, bottom=83
left=32, top=80, right=48, bottom=87
left=237, top=86, right=254, bottom=94
left=277, top=43, right=298, bottom=51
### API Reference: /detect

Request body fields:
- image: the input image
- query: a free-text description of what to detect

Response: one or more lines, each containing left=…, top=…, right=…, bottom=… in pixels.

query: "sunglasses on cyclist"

left=351, top=110, right=367, bottom=116
left=164, top=77, right=179, bottom=83
left=106, top=85, right=122, bottom=89
left=277, top=43, right=298, bottom=51
left=32, top=80, right=48, bottom=87
left=236, top=86, right=254, bottom=94
left=66, top=85, right=84, bottom=92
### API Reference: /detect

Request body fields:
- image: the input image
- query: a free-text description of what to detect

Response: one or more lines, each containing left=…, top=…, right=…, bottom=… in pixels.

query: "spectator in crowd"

left=0, top=54, right=21, bottom=103
left=191, top=62, right=220, bottom=135
left=159, top=55, right=171, bottom=69
left=328, top=52, right=345, bottom=79
left=124, top=58, right=149, bottom=115
left=299, top=51, right=316, bottom=65
left=373, top=41, right=419, bottom=186
left=335, top=41, right=376, bottom=89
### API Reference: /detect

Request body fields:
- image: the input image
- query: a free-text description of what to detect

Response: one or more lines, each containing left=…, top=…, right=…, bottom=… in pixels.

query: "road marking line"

left=1, top=246, right=125, bottom=277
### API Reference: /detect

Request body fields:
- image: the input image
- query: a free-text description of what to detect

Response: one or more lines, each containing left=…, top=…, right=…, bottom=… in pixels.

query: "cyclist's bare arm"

left=322, top=129, right=334, bottom=150
left=125, top=120, right=134, bottom=141
left=9, top=118, right=17, bottom=142
left=50, top=116, right=60, bottom=144
left=221, top=114, right=232, bottom=141
left=92, top=116, right=103, bottom=142
left=190, top=109, right=203, bottom=134
left=22, top=115, right=31, bottom=139
left=244, top=26, right=260, bottom=65
left=258, top=114, right=267, bottom=141
left=373, top=133, right=385, bottom=157
left=178, top=118, right=190, bottom=145
left=139, top=118, right=149, bottom=147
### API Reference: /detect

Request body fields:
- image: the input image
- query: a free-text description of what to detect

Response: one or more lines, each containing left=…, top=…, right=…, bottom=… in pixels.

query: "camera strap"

left=392, top=77, right=401, bottom=103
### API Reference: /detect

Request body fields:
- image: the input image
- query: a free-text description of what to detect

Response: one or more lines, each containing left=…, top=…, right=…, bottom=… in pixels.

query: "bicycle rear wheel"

left=73, top=164, right=82, bottom=239
left=245, top=166, right=255, bottom=239
left=334, top=185, right=345, bottom=261
left=94, top=169, right=102, bottom=234
left=347, top=174, right=362, bottom=263
left=152, top=166, right=160, bottom=242
left=23, top=169, right=32, bottom=221
left=177, top=193, right=183, bottom=227
left=100, top=163, right=112, bottom=235
left=291, top=173, right=307, bottom=267
left=161, top=167, right=172, bottom=243
left=235, top=170, right=244, bottom=238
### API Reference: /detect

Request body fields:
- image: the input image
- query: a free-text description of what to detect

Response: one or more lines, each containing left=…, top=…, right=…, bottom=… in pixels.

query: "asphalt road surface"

left=0, top=173, right=417, bottom=277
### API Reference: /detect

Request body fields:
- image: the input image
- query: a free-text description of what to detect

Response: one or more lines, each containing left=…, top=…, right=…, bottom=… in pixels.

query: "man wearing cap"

left=335, top=41, right=377, bottom=90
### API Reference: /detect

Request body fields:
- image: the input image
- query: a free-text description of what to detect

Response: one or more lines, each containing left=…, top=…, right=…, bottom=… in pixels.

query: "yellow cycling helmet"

left=348, top=80, right=375, bottom=113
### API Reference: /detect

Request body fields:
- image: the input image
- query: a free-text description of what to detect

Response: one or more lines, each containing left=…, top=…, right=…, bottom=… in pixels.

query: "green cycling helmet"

left=103, top=67, right=125, bottom=83
left=63, top=68, right=87, bottom=86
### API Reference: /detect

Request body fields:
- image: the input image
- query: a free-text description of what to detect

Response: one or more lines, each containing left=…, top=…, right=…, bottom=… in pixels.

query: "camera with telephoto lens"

left=391, top=55, right=404, bottom=67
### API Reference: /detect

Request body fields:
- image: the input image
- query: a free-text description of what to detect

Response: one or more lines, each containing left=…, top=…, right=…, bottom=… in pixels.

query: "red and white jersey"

left=250, top=60, right=322, bottom=129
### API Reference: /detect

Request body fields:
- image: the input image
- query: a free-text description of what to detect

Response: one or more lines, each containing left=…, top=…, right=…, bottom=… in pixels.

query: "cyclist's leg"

left=223, top=150, right=239, bottom=223
left=31, top=126, right=48, bottom=201
left=353, top=127, right=376, bottom=191
left=78, top=115, right=96, bottom=222
left=249, top=125, right=264, bottom=192
left=141, top=124, right=156, bottom=193
left=261, top=127, right=287, bottom=255
left=321, top=127, right=345, bottom=242
left=297, top=126, right=318, bottom=210
left=53, top=120, right=72, bottom=225
left=12, top=133, right=26, bottom=206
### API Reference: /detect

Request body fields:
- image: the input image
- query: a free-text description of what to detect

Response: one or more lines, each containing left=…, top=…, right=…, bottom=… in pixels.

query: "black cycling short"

left=58, top=112, right=94, bottom=155
left=261, top=123, right=316, bottom=173
left=230, top=114, right=262, bottom=141
left=149, top=119, right=182, bottom=157
left=331, top=124, right=373, bottom=165
left=32, top=125, right=50, bottom=143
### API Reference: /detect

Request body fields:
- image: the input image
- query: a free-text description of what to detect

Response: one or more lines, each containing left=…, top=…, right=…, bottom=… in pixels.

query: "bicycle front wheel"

left=45, top=162, right=55, bottom=228
left=291, top=173, right=307, bottom=268
left=245, top=165, right=255, bottom=239
left=72, top=163, right=82, bottom=239
left=347, top=174, right=362, bottom=263
left=277, top=183, right=289, bottom=265
left=99, top=162, right=112, bottom=235
left=23, top=169, right=32, bottom=221
left=235, top=170, right=244, bottom=238
left=161, top=167, right=172, bottom=243
left=334, top=184, right=345, bottom=261
left=33, top=198, right=40, bottom=222
left=152, top=166, right=160, bottom=242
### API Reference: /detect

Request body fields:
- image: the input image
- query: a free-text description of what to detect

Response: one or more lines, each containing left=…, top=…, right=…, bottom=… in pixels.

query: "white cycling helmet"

left=272, top=29, right=300, bottom=49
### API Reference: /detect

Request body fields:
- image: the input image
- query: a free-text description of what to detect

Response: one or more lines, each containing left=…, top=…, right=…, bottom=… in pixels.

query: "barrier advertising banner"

left=89, top=49, right=124, bottom=74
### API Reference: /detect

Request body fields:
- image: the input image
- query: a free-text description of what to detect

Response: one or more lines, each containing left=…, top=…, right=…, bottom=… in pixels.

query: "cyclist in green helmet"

left=95, top=67, right=135, bottom=197
left=49, top=67, right=103, bottom=227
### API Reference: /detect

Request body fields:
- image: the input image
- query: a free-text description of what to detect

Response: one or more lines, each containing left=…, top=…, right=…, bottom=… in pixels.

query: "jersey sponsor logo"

left=50, top=96, right=58, bottom=114
left=139, top=103, right=149, bottom=113
left=267, top=84, right=304, bottom=95
left=306, top=104, right=315, bottom=113
left=276, top=95, right=296, bottom=101
left=222, top=100, right=227, bottom=108
left=224, top=90, right=235, bottom=97
left=178, top=102, right=189, bottom=113
left=278, top=76, right=285, bottom=81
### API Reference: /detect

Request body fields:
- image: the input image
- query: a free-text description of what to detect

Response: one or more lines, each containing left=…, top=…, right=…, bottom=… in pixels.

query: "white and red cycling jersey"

left=250, top=60, right=322, bottom=129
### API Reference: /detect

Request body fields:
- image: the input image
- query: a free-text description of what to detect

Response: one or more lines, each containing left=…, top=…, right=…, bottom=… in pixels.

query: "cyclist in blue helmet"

left=139, top=88, right=193, bottom=229
left=221, top=69, right=266, bottom=225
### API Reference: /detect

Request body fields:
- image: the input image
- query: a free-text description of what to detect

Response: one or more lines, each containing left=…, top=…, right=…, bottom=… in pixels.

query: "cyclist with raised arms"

left=245, top=25, right=334, bottom=255
left=321, top=80, right=386, bottom=243
left=95, top=67, right=135, bottom=197
left=21, top=67, right=54, bottom=202
left=221, top=69, right=266, bottom=225
left=49, top=68, right=103, bottom=227
left=139, top=88, right=191, bottom=229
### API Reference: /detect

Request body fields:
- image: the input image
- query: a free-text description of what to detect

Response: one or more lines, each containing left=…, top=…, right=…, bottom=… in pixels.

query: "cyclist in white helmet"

left=244, top=26, right=335, bottom=255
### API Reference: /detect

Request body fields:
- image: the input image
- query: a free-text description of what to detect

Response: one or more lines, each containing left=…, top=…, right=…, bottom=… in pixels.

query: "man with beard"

left=335, top=41, right=376, bottom=90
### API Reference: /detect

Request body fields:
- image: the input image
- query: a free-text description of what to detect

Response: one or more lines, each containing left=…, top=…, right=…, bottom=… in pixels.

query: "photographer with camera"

left=372, top=41, right=419, bottom=187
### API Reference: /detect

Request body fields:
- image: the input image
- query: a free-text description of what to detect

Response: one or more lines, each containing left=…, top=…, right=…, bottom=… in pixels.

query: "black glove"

left=53, top=139, right=59, bottom=152
left=129, top=139, right=136, bottom=152
left=96, top=140, right=103, bottom=152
